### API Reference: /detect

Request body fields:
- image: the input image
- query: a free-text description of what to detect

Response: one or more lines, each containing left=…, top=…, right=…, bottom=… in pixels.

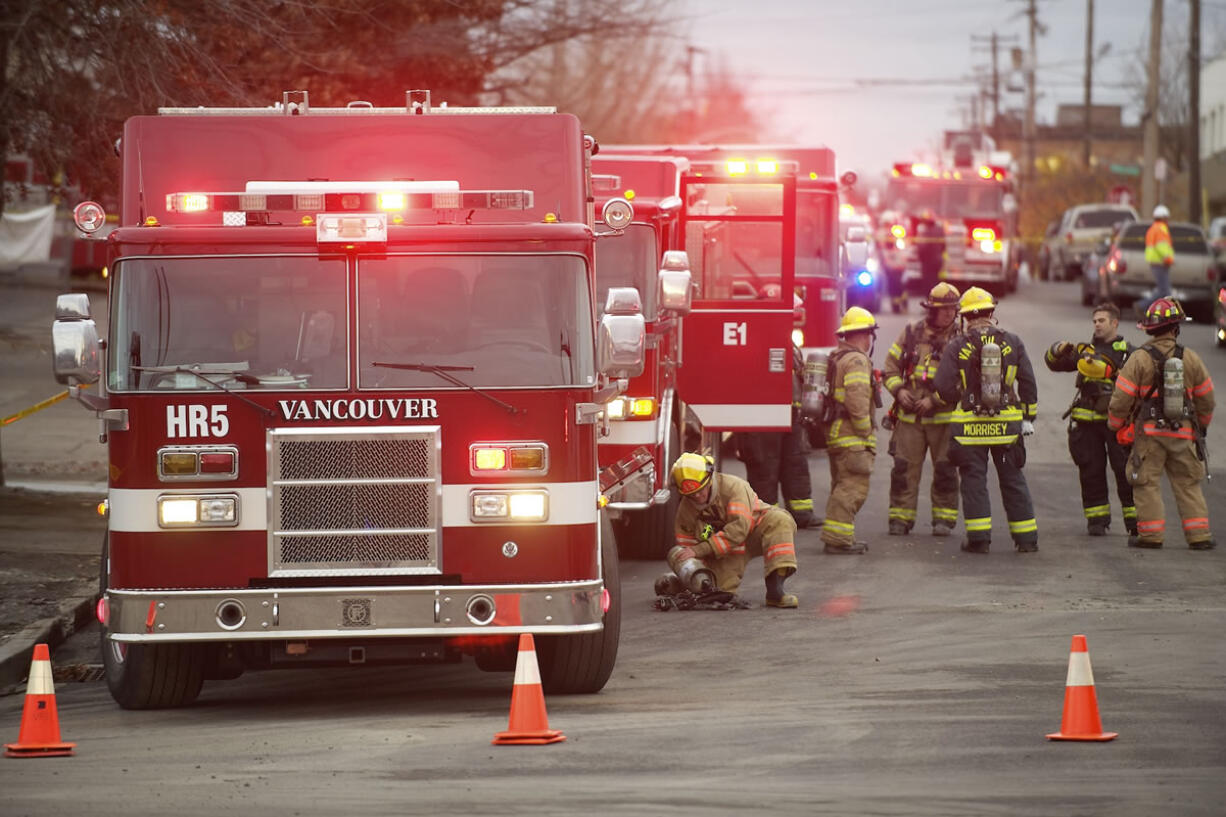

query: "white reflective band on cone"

left=1065, top=651, right=1095, bottom=687
left=27, top=658, right=54, bottom=696
left=514, top=649, right=542, bottom=686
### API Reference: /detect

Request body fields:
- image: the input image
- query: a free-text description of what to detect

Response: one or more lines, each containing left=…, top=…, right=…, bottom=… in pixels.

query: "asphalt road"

left=2, top=275, right=1224, bottom=816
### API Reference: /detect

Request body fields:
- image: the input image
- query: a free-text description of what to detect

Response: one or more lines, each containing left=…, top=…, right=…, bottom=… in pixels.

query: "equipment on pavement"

left=1046, top=634, right=1117, bottom=741
left=492, top=634, right=566, bottom=745
left=666, top=544, right=716, bottom=593
left=4, top=643, right=75, bottom=758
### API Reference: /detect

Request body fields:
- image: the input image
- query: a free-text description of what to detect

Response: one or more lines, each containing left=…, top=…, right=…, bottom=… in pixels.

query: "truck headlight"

left=469, top=490, right=549, bottom=522
left=157, top=494, right=239, bottom=528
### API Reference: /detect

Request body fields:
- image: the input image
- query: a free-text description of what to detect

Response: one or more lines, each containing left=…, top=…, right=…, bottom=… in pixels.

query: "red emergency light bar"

left=893, top=162, right=1008, bottom=181
left=166, top=189, right=534, bottom=215
left=689, top=158, right=800, bottom=177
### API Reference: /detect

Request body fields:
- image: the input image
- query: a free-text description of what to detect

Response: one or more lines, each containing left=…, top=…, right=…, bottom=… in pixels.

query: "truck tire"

left=613, top=419, right=680, bottom=561
left=100, top=533, right=206, bottom=709
left=536, top=513, right=620, bottom=694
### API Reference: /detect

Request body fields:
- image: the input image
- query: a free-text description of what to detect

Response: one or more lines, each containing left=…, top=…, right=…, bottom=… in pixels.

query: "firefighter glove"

left=1116, top=423, right=1136, bottom=446
left=1021, top=420, right=1035, bottom=436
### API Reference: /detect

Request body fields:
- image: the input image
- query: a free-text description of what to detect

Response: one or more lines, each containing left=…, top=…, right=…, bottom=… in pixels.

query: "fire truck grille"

left=268, top=427, right=440, bottom=577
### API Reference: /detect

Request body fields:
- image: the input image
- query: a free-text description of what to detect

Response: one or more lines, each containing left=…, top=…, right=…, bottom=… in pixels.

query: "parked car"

left=1037, top=217, right=1060, bottom=281
left=1209, top=216, right=1226, bottom=274
left=1080, top=219, right=1134, bottom=306
left=1046, top=203, right=1138, bottom=282
left=840, top=212, right=885, bottom=313
left=1215, top=273, right=1226, bottom=348
left=1100, top=221, right=1217, bottom=321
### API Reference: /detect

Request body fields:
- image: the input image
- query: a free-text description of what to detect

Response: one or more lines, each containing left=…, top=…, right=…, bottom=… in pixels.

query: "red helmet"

left=1136, top=297, right=1188, bottom=332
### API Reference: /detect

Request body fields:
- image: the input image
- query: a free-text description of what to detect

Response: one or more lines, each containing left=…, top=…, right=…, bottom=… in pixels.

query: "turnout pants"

left=1127, top=433, right=1211, bottom=546
left=692, top=509, right=799, bottom=593
left=739, top=428, right=816, bottom=526
left=950, top=440, right=1038, bottom=548
left=821, top=447, right=874, bottom=547
left=1068, top=421, right=1136, bottom=531
left=888, top=420, right=959, bottom=530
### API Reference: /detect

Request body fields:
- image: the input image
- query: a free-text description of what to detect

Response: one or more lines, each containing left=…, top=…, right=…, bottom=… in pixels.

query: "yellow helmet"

left=671, top=452, right=714, bottom=495
left=958, top=286, right=996, bottom=316
left=836, top=306, right=878, bottom=336
left=922, top=281, right=961, bottom=309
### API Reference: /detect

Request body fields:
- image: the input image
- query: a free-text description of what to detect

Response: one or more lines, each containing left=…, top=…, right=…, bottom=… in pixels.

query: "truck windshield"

left=796, top=190, right=836, bottom=278
left=108, top=256, right=349, bottom=392
left=357, top=254, right=594, bottom=389
left=886, top=179, right=1003, bottom=219
left=595, top=224, right=658, bottom=320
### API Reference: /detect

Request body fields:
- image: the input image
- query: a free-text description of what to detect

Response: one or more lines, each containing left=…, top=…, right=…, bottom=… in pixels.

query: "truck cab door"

left=676, top=173, right=795, bottom=432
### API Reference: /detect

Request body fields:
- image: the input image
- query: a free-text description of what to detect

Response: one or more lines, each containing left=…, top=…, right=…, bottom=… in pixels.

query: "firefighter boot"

left=888, top=520, right=910, bottom=536
left=960, top=538, right=990, bottom=554
left=1087, top=520, right=1109, bottom=536
left=1189, top=539, right=1217, bottom=551
left=932, top=521, right=954, bottom=537
left=824, top=541, right=868, bottom=554
left=764, top=568, right=798, bottom=609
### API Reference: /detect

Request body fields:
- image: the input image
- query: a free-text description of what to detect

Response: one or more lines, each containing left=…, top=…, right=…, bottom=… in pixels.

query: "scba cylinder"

left=666, top=545, right=716, bottom=593
left=801, top=353, right=827, bottom=417
left=1162, top=356, right=1185, bottom=424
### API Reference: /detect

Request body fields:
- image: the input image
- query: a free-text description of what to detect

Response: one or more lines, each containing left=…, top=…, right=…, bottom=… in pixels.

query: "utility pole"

left=1141, top=0, right=1163, bottom=216
left=1083, top=0, right=1094, bottom=169
left=1023, top=0, right=1039, bottom=200
left=1190, top=0, right=1202, bottom=225
left=971, top=31, right=1018, bottom=132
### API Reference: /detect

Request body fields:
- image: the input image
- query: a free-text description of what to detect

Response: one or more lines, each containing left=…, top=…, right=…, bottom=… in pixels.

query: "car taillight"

left=1209, top=266, right=1217, bottom=282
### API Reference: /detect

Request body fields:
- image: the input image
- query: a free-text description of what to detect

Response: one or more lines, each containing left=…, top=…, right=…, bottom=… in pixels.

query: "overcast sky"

left=681, top=0, right=1226, bottom=176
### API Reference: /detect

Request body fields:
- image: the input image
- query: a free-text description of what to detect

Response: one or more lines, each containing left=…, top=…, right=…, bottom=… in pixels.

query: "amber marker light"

left=473, top=447, right=507, bottom=471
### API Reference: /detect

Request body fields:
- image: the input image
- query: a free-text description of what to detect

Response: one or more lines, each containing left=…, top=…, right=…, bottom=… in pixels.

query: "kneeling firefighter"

left=934, top=287, right=1039, bottom=554
left=663, top=453, right=799, bottom=608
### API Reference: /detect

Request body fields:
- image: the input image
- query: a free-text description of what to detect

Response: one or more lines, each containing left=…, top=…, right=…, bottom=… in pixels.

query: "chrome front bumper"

left=107, top=581, right=604, bottom=643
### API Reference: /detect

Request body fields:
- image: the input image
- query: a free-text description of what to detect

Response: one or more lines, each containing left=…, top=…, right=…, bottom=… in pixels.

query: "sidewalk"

left=0, top=277, right=109, bottom=692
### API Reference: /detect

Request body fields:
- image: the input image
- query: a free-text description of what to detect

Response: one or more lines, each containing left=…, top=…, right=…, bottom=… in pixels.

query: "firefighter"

left=736, top=288, right=820, bottom=528
left=819, top=306, right=879, bottom=555
left=1107, top=298, right=1216, bottom=550
left=883, top=282, right=961, bottom=537
left=1044, top=302, right=1136, bottom=536
left=1145, top=205, right=1175, bottom=301
left=914, top=209, right=946, bottom=298
left=669, top=452, right=800, bottom=607
left=934, top=287, right=1039, bottom=553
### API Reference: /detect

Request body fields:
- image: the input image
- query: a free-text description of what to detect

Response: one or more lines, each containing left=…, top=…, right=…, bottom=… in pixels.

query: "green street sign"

left=1109, top=164, right=1141, bottom=177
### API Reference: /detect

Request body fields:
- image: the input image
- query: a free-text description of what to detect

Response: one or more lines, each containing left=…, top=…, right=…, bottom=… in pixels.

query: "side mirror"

left=1002, top=193, right=1018, bottom=214
left=52, top=294, right=101, bottom=385
left=597, top=287, right=645, bottom=378
left=657, top=250, right=692, bottom=315
left=845, top=225, right=867, bottom=243
left=599, top=198, right=634, bottom=234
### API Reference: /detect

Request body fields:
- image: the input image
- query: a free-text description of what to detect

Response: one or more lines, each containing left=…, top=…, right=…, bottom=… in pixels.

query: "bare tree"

left=0, top=0, right=676, bottom=214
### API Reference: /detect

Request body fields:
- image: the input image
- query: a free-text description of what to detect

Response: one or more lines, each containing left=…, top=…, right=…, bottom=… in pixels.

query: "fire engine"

left=590, top=155, right=693, bottom=559
left=606, top=145, right=847, bottom=362
left=51, top=91, right=645, bottom=709
left=882, top=139, right=1020, bottom=296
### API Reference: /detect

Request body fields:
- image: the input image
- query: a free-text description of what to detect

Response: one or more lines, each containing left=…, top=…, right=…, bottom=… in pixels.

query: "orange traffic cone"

left=491, top=634, right=566, bottom=746
left=5, top=644, right=76, bottom=758
left=1046, top=634, right=1117, bottom=742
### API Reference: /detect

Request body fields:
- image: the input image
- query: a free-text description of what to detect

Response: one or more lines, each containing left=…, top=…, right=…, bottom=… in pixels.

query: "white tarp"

left=0, top=204, right=56, bottom=266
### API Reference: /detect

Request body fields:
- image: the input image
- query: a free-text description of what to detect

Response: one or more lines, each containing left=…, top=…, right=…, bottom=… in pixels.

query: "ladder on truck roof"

left=159, top=90, right=556, bottom=117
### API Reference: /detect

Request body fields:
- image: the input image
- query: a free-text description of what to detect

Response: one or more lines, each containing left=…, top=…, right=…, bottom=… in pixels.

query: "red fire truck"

left=590, top=155, right=693, bottom=559
left=882, top=159, right=1020, bottom=296
left=606, top=145, right=845, bottom=362
left=51, top=92, right=643, bottom=708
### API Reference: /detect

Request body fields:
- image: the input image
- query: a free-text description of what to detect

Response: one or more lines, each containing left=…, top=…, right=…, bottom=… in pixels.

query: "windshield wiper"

left=131, top=365, right=274, bottom=418
left=371, top=361, right=520, bottom=415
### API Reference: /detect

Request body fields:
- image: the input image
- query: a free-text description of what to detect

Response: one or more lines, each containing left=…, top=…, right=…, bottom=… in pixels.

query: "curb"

left=0, top=593, right=99, bottom=695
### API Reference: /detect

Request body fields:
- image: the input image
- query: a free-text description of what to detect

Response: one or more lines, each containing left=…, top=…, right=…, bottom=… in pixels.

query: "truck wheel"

left=100, top=533, right=206, bottom=709
left=536, top=513, right=620, bottom=694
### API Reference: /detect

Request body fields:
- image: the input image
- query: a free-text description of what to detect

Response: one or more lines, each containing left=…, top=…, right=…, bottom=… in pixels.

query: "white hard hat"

left=1152, top=204, right=1170, bottom=219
